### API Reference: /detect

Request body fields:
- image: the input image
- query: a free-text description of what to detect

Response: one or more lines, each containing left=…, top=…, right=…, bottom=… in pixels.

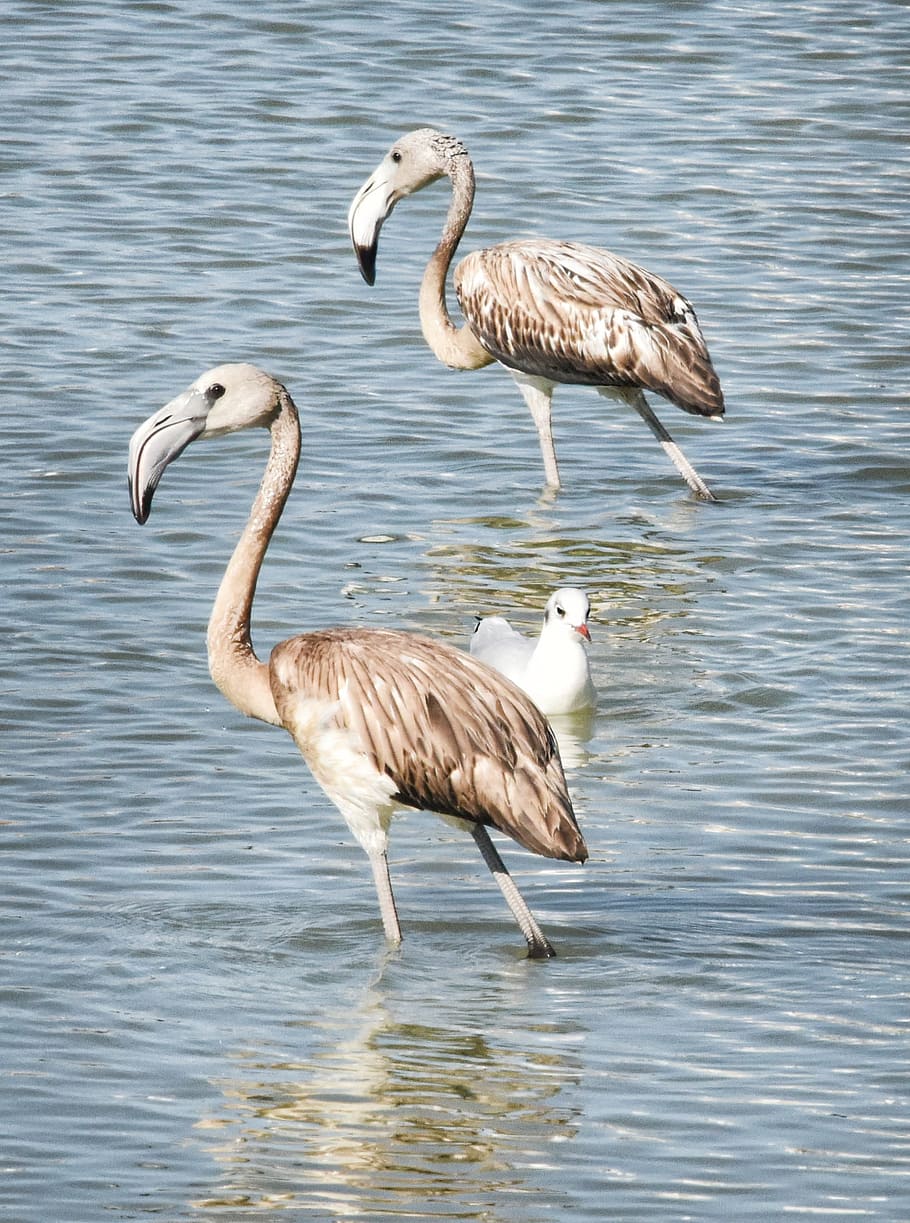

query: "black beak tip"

left=128, top=478, right=151, bottom=525
left=355, top=243, right=377, bottom=286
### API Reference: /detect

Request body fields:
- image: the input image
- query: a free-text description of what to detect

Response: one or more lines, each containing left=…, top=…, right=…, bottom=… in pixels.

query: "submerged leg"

left=368, top=848, right=402, bottom=945
left=470, top=823, right=556, bottom=959
left=513, top=374, right=561, bottom=489
left=612, top=387, right=718, bottom=502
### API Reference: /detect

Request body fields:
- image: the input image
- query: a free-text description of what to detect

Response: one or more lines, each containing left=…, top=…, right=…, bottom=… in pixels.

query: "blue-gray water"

left=2, top=1, right=908, bottom=1219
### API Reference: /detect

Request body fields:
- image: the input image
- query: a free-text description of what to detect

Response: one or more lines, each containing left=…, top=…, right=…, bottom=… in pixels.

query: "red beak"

left=576, top=624, right=591, bottom=641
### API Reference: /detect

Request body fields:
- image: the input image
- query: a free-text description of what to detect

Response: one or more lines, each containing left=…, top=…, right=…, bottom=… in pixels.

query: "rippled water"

left=3, top=1, right=909, bottom=1219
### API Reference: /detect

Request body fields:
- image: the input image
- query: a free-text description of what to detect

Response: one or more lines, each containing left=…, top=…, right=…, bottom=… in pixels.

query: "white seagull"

left=470, top=588, right=596, bottom=717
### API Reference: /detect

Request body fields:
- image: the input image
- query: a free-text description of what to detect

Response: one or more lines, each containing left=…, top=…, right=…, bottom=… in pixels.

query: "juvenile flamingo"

left=128, top=363, right=587, bottom=957
left=349, top=127, right=724, bottom=498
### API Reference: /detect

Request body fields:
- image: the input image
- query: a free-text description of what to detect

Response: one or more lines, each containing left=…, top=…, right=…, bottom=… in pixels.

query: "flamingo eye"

left=207, top=383, right=226, bottom=402
left=391, top=150, right=402, bottom=163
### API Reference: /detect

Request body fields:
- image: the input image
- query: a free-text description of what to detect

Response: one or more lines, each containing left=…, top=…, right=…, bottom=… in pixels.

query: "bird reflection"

left=545, top=707, right=596, bottom=770
left=193, top=973, right=580, bottom=1215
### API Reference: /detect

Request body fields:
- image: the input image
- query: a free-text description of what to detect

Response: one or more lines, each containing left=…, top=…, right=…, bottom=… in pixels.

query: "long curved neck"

left=206, top=390, right=300, bottom=726
left=418, top=155, right=494, bottom=371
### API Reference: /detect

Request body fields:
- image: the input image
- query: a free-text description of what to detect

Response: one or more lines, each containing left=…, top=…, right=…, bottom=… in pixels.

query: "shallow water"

left=2, top=1, right=909, bottom=1219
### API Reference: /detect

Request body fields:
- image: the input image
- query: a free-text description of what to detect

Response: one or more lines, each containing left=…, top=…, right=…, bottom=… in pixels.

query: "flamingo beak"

left=348, top=169, right=397, bottom=286
left=128, top=391, right=207, bottom=524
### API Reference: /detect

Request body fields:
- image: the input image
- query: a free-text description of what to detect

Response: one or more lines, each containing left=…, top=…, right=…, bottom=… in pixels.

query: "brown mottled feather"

left=269, top=627, right=586, bottom=862
left=455, top=238, right=724, bottom=417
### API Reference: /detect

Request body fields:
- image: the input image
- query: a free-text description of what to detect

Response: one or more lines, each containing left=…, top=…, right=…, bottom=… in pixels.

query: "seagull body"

left=128, top=363, right=586, bottom=958
left=470, top=588, right=596, bottom=717
left=349, top=127, right=724, bottom=498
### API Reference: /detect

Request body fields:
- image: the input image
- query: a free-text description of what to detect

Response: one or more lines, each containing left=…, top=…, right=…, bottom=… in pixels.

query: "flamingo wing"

left=456, top=238, right=724, bottom=416
left=269, top=627, right=587, bottom=863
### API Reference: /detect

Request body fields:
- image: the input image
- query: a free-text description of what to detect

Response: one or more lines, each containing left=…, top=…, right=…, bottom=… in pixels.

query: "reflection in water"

left=338, top=503, right=716, bottom=652
left=420, top=509, right=709, bottom=620
left=193, top=963, right=579, bottom=1213
left=193, top=967, right=580, bottom=1216
left=546, top=707, right=596, bottom=771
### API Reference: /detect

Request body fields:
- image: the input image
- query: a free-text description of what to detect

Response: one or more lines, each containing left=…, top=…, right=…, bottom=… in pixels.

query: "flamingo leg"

left=470, top=823, right=556, bottom=959
left=613, top=388, right=718, bottom=502
left=368, top=848, right=402, bottom=945
left=512, top=374, right=562, bottom=490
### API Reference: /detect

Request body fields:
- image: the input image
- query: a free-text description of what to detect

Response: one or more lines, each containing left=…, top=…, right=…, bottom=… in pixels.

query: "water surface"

left=2, top=1, right=908, bottom=1219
